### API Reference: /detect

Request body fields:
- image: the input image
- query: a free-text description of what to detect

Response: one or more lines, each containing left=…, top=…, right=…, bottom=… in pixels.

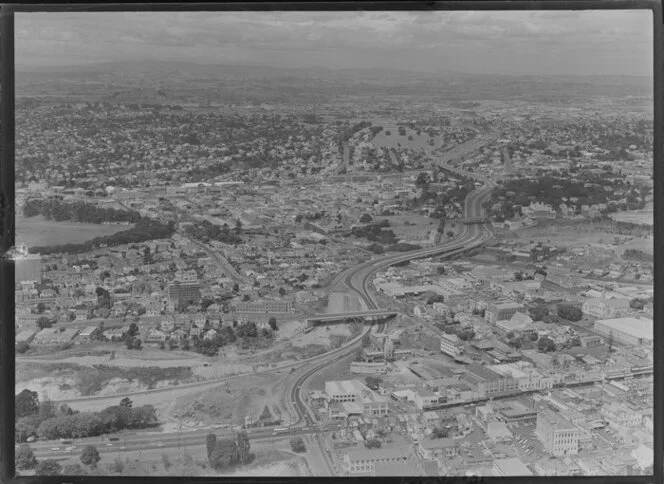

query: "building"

left=485, top=302, right=525, bottom=324
left=234, top=300, right=294, bottom=313
left=440, top=333, right=463, bottom=358
left=582, top=297, right=630, bottom=319
left=325, top=380, right=389, bottom=417
left=494, top=399, right=538, bottom=424
left=462, top=363, right=517, bottom=397
left=32, top=327, right=80, bottom=345
left=15, top=253, right=42, bottom=284
left=492, top=458, right=534, bottom=476
left=579, top=335, right=602, bottom=348
left=536, top=408, right=579, bottom=456
left=343, top=446, right=410, bottom=475
left=523, top=201, right=556, bottom=220
left=593, top=317, right=653, bottom=346
left=168, top=282, right=201, bottom=308
left=416, top=438, right=459, bottom=460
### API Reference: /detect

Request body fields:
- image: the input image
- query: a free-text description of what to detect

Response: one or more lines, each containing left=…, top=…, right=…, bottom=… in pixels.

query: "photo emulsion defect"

left=7, top=6, right=657, bottom=479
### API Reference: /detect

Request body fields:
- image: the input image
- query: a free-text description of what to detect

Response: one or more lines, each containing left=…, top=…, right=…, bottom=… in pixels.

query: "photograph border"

left=1, top=2, right=661, bottom=483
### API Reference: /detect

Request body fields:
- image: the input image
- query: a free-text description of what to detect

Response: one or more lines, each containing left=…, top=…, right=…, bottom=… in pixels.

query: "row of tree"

left=15, top=391, right=157, bottom=442
left=23, top=199, right=142, bottom=224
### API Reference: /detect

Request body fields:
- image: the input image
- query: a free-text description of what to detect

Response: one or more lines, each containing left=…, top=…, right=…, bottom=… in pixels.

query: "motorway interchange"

left=27, top=142, right=497, bottom=474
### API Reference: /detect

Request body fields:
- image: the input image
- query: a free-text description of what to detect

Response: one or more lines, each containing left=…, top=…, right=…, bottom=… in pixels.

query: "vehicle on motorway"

left=27, top=436, right=36, bottom=442
left=106, top=443, right=113, bottom=447
left=157, top=442, right=164, bottom=447
left=60, top=439, right=73, bottom=444
left=51, top=447, right=60, bottom=451
left=109, top=437, right=120, bottom=441
left=273, top=427, right=289, bottom=435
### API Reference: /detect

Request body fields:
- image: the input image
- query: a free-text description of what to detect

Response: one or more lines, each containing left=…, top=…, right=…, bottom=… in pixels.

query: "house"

left=102, top=327, right=127, bottom=342
left=160, top=320, right=176, bottom=332
left=145, top=329, right=169, bottom=344
left=78, top=325, right=102, bottom=342
left=203, top=329, right=218, bottom=341
left=416, top=438, right=459, bottom=460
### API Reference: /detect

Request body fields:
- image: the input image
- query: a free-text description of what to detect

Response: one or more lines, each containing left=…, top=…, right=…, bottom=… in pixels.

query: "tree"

left=359, top=214, right=373, bottom=223
left=209, top=438, right=239, bottom=469
left=36, top=317, right=54, bottom=330
left=119, top=397, right=133, bottom=408
left=431, top=427, right=449, bottom=439
left=529, top=305, right=549, bottom=322
left=236, top=431, right=251, bottom=464
left=206, top=433, right=217, bottom=461
left=16, top=341, right=30, bottom=354
left=426, top=294, right=445, bottom=305
left=365, top=376, right=383, bottom=391
left=529, top=332, right=539, bottom=341
left=268, top=317, right=278, bottom=331
left=537, top=336, right=556, bottom=352
left=446, top=231, right=454, bottom=238
left=62, top=463, right=86, bottom=476
left=16, top=389, right=39, bottom=418
left=15, top=443, right=37, bottom=470
left=557, top=304, right=583, bottom=322
left=365, top=438, right=381, bottom=449
left=290, top=436, right=306, bottom=453
left=35, top=459, right=62, bottom=475
left=127, top=323, right=139, bottom=338
left=80, top=445, right=101, bottom=468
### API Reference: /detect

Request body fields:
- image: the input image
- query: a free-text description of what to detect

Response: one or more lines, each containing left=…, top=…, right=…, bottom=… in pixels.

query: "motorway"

left=27, top=136, right=497, bottom=472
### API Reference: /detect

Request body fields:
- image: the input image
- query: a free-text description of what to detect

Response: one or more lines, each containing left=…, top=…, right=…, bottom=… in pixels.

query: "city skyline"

left=15, top=10, right=653, bottom=77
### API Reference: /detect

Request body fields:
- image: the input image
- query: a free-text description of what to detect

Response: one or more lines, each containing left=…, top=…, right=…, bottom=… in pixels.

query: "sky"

left=15, top=9, right=653, bottom=77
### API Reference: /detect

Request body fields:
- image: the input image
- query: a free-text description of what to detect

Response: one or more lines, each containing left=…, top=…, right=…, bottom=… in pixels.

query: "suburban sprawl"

left=13, top=61, right=653, bottom=477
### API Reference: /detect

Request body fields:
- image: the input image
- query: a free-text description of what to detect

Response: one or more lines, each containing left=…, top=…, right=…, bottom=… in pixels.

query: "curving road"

left=285, top=137, right=498, bottom=474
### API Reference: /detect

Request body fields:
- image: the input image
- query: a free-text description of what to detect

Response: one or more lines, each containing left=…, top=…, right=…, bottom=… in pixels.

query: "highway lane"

left=285, top=137, right=498, bottom=475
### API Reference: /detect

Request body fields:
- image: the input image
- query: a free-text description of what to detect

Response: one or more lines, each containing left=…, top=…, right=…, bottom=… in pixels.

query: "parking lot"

left=508, top=421, right=547, bottom=462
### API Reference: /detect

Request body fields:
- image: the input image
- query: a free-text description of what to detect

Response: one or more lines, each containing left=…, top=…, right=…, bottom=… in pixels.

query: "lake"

left=16, top=215, right=134, bottom=248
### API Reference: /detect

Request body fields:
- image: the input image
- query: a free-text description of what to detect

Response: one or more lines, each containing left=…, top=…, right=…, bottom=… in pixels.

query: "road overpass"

left=305, top=309, right=399, bottom=327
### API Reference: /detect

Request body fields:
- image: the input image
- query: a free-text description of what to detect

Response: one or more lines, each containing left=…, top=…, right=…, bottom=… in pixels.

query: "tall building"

left=15, top=251, right=42, bottom=284
left=536, top=408, right=579, bottom=456
left=485, top=302, right=525, bottom=324
left=168, top=281, right=201, bottom=308
left=440, top=333, right=463, bottom=358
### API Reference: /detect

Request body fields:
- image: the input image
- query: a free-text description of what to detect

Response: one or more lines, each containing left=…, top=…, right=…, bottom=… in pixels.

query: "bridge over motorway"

left=463, top=216, right=488, bottom=225
left=305, top=309, right=400, bottom=327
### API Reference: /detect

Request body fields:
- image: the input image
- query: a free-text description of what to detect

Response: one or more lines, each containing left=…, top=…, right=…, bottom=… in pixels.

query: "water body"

left=16, top=215, right=134, bottom=248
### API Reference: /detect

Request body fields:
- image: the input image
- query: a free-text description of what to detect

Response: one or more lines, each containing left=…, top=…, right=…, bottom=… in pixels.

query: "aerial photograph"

left=12, top=9, right=653, bottom=477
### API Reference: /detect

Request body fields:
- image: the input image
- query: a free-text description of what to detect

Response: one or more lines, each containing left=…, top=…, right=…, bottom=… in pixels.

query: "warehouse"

left=593, top=317, right=652, bottom=346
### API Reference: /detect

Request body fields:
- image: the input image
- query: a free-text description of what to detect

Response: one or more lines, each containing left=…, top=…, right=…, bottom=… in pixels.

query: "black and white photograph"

left=8, top=5, right=656, bottom=478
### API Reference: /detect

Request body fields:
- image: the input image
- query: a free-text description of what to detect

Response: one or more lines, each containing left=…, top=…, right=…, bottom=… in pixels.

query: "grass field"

left=16, top=215, right=134, bottom=248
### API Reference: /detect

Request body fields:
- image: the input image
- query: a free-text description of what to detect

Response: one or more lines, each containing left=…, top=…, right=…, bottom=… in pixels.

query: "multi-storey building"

left=536, top=408, right=579, bottom=457
left=343, top=447, right=410, bottom=475
left=462, top=363, right=518, bottom=398
left=168, top=281, right=201, bottom=308
left=325, top=380, right=389, bottom=417
left=440, top=333, right=463, bottom=358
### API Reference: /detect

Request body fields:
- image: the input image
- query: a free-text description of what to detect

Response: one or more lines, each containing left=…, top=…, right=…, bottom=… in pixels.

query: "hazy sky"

left=15, top=10, right=653, bottom=76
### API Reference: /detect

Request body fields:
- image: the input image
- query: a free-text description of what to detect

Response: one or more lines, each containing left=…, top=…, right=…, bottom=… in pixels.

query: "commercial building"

left=593, top=317, right=653, bottom=346
left=416, top=438, right=459, bottom=460
left=325, top=380, right=389, bottom=417
left=462, top=363, right=518, bottom=397
left=492, top=457, right=534, bottom=476
left=440, top=333, right=463, bottom=358
left=536, top=408, right=579, bottom=456
left=168, top=281, right=201, bottom=308
left=343, top=446, right=410, bottom=475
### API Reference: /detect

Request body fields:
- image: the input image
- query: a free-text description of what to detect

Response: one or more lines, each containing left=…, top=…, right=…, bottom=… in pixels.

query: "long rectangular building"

left=593, top=317, right=653, bottom=346
left=325, top=380, right=389, bottom=417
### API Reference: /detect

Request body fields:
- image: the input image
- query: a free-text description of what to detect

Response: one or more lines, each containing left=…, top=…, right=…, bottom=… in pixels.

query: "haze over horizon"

left=15, top=10, right=653, bottom=78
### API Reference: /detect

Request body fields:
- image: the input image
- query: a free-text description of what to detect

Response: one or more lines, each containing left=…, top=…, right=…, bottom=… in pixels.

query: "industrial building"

left=325, top=380, right=389, bottom=417
left=593, top=317, right=653, bottom=346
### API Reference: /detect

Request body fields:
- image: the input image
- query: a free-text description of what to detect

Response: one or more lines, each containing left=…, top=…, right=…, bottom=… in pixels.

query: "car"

left=109, top=437, right=120, bottom=441
left=106, top=443, right=113, bottom=447
left=157, top=442, right=164, bottom=447
left=27, top=436, right=36, bottom=442
left=51, top=447, right=60, bottom=451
